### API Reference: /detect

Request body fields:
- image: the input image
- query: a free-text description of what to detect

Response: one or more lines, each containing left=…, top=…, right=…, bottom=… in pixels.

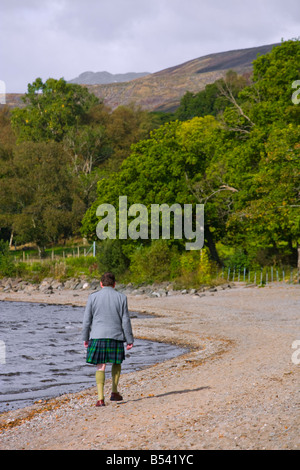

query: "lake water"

left=0, top=301, right=186, bottom=413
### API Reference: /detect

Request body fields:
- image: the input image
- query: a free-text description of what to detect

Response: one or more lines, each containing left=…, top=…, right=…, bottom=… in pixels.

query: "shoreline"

left=0, top=284, right=299, bottom=450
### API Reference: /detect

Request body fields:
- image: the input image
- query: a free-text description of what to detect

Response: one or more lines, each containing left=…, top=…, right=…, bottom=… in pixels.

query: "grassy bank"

left=1, top=240, right=299, bottom=288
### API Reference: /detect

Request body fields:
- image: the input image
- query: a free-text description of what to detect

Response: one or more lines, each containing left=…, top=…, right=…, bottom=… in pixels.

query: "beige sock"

left=111, top=364, right=121, bottom=393
left=95, top=370, right=105, bottom=400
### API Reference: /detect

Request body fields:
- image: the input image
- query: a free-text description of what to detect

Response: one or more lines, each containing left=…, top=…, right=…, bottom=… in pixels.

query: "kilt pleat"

left=86, top=338, right=125, bottom=365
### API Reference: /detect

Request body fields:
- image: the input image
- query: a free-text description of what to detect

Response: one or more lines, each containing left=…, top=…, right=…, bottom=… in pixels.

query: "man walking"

left=82, top=272, right=134, bottom=407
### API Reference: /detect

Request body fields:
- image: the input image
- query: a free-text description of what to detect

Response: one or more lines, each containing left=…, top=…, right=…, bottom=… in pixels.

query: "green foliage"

left=1, top=41, right=300, bottom=284
left=149, top=111, right=176, bottom=127
left=0, top=240, right=15, bottom=277
left=104, top=105, right=154, bottom=171
left=128, top=240, right=174, bottom=283
left=81, top=115, right=225, bottom=264
left=96, top=239, right=130, bottom=278
left=236, top=39, right=300, bottom=127
left=3, top=256, right=99, bottom=283
left=7, top=141, right=76, bottom=251
left=63, top=256, right=99, bottom=279
left=223, top=249, right=252, bottom=270
left=83, top=39, right=300, bottom=272
left=178, top=248, right=216, bottom=286
left=1, top=82, right=154, bottom=250
left=175, top=70, right=250, bottom=121
left=11, top=78, right=99, bottom=142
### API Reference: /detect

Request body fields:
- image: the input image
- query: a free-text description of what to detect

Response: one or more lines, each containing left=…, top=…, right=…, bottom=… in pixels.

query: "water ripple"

left=0, top=300, right=186, bottom=413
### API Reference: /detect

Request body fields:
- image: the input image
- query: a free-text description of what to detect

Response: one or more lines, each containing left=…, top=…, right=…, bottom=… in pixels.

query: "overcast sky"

left=1, top=0, right=299, bottom=93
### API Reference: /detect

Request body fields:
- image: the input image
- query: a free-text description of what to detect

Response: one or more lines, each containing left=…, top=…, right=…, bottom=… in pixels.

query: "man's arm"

left=82, top=295, right=93, bottom=343
left=121, top=297, right=134, bottom=346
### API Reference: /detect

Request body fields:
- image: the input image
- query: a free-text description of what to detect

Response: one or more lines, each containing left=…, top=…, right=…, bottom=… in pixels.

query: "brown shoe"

left=96, top=400, right=105, bottom=407
left=110, top=392, right=123, bottom=401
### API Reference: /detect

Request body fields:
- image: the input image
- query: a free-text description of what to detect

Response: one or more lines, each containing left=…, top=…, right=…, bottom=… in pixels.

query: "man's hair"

left=101, top=272, right=115, bottom=286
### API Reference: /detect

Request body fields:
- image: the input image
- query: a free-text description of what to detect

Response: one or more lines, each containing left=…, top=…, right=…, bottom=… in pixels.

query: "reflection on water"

left=0, top=301, right=185, bottom=413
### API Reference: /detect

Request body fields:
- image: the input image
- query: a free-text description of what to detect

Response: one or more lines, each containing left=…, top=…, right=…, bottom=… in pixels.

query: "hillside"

left=84, top=43, right=280, bottom=112
left=4, top=43, right=280, bottom=112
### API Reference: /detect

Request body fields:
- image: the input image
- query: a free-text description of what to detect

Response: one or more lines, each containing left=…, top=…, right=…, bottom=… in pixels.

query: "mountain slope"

left=3, top=43, right=280, bottom=112
left=85, top=43, right=279, bottom=112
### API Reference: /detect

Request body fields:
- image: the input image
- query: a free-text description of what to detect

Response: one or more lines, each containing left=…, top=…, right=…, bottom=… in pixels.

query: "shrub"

left=0, top=240, right=16, bottom=277
left=129, top=240, right=173, bottom=283
left=223, top=249, right=252, bottom=270
left=96, top=239, right=130, bottom=278
left=178, top=247, right=215, bottom=287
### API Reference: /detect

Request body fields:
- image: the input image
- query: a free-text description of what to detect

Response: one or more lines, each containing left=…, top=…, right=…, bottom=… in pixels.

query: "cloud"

left=1, top=0, right=299, bottom=92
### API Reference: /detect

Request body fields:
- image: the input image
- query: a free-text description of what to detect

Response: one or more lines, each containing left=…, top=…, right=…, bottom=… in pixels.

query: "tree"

left=81, top=116, right=234, bottom=264
left=236, top=39, right=300, bottom=127
left=82, top=40, right=300, bottom=269
left=226, top=124, right=300, bottom=266
left=0, top=107, right=17, bottom=244
left=220, top=40, right=300, bottom=266
left=175, top=71, right=250, bottom=121
left=104, top=104, right=154, bottom=171
left=64, top=125, right=111, bottom=175
left=11, top=77, right=99, bottom=142
left=0, top=239, right=15, bottom=277
left=5, top=142, right=78, bottom=255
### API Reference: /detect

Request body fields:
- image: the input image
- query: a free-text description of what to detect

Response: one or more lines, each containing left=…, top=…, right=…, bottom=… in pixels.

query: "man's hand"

left=126, top=343, right=133, bottom=350
left=84, top=341, right=89, bottom=348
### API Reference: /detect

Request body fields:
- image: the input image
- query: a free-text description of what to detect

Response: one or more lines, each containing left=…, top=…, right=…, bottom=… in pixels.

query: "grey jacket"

left=81, top=286, right=134, bottom=344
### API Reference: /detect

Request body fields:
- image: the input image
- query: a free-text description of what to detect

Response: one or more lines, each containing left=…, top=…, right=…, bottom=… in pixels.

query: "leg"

left=95, top=364, right=106, bottom=405
left=111, top=363, right=123, bottom=401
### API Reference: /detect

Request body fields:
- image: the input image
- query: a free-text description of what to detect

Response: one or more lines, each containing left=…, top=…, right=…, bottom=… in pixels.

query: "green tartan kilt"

left=86, top=338, right=125, bottom=365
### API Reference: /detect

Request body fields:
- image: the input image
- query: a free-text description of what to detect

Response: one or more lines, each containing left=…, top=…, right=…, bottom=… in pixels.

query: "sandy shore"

left=0, top=283, right=299, bottom=450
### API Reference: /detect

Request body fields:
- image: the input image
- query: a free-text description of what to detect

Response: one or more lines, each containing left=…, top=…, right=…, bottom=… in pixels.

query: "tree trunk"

left=297, top=244, right=300, bottom=271
left=37, top=245, right=46, bottom=259
left=205, top=225, right=222, bottom=266
left=9, top=231, right=14, bottom=248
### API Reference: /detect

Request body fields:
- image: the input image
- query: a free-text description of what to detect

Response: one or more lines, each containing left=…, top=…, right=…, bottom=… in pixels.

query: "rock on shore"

left=0, top=277, right=233, bottom=298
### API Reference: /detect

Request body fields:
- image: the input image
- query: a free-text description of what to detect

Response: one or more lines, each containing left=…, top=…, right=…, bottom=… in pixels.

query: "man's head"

left=100, top=272, right=116, bottom=287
